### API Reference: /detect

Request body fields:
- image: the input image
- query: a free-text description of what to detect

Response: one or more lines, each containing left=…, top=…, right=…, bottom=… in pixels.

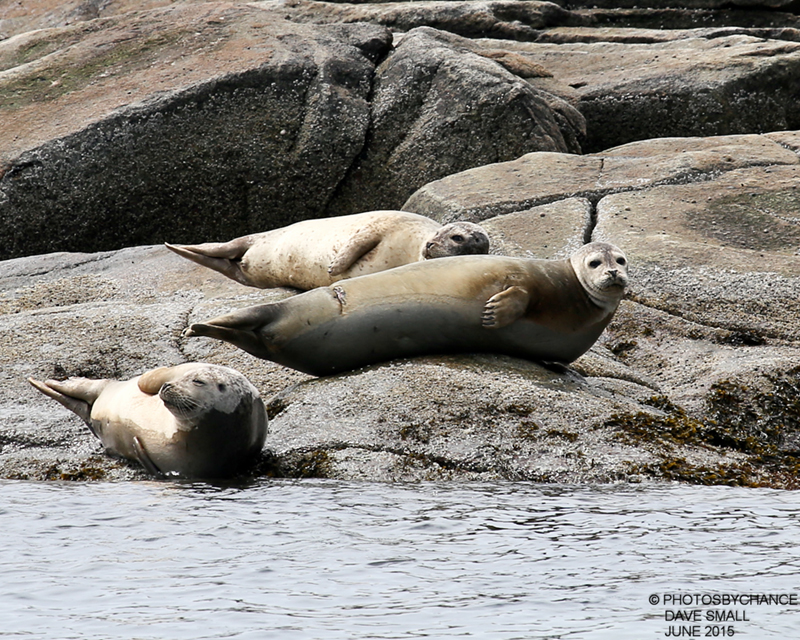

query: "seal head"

left=569, top=242, right=629, bottom=311
left=423, top=221, right=490, bottom=259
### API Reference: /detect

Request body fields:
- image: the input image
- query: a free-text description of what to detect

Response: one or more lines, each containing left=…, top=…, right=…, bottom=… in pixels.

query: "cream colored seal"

left=166, top=210, right=490, bottom=290
left=28, top=363, right=267, bottom=478
left=184, top=242, right=629, bottom=376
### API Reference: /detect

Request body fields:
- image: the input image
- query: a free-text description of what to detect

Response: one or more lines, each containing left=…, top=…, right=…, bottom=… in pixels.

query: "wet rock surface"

left=2, top=0, right=800, bottom=486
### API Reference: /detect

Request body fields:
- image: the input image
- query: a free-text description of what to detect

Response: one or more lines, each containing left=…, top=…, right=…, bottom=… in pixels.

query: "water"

left=1, top=480, right=799, bottom=639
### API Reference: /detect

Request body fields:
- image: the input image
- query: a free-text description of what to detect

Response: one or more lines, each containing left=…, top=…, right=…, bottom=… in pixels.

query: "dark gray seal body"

left=184, top=243, right=629, bottom=376
left=28, top=363, right=268, bottom=478
left=166, top=210, right=490, bottom=290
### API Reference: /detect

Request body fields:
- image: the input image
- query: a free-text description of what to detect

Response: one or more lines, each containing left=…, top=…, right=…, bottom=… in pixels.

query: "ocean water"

left=1, top=480, right=799, bottom=639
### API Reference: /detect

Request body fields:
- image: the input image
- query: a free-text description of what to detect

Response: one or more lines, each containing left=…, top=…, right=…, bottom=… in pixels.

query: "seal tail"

left=165, top=239, right=255, bottom=286
left=27, top=377, right=109, bottom=425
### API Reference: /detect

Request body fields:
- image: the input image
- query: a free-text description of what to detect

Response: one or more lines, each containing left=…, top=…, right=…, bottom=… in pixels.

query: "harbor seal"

left=28, top=363, right=268, bottom=478
left=183, top=242, right=628, bottom=376
left=165, top=210, right=490, bottom=290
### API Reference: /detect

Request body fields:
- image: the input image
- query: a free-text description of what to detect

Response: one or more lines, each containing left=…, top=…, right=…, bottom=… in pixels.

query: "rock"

left=280, top=0, right=588, bottom=40
left=0, top=0, right=176, bottom=39
left=482, top=33, right=800, bottom=151
left=404, top=133, right=800, bottom=222
left=5, top=129, right=800, bottom=486
left=0, top=3, right=586, bottom=260
left=407, top=131, right=800, bottom=487
left=574, top=6, right=800, bottom=32
left=278, top=2, right=800, bottom=153
left=595, top=163, right=800, bottom=339
left=0, top=3, right=392, bottom=260
left=535, top=25, right=800, bottom=45
left=0, top=245, right=309, bottom=481
left=6, top=0, right=800, bottom=487
left=327, top=27, right=585, bottom=213
left=262, top=354, right=682, bottom=482
left=480, top=197, right=592, bottom=259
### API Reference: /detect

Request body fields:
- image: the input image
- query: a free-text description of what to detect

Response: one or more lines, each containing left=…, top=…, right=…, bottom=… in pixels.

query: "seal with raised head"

left=183, top=242, right=629, bottom=376
left=28, top=363, right=268, bottom=478
left=166, top=210, right=490, bottom=290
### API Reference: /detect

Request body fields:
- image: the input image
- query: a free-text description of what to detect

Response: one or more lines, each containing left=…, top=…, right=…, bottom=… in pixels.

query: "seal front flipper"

left=137, top=366, right=185, bottom=395
left=132, top=436, right=165, bottom=478
left=481, top=286, right=530, bottom=329
left=328, top=227, right=381, bottom=276
left=165, top=238, right=255, bottom=286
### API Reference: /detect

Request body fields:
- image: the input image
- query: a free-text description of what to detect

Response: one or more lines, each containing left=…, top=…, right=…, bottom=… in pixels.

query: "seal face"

left=184, top=242, right=629, bottom=376
left=166, top=210, right=490, bottom=290
left=28, top=363, right=268, bottom=478
left=569, top=242, right=629, bottom=311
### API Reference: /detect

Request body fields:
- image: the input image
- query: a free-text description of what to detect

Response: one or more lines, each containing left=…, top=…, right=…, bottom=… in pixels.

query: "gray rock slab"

left=405, top=133, right=799, bottom=224
left=536, top=25, right=800, bottom=45
left=279, top=0, right=587, bottom=40
left=486, top=34, right=800, bottom=151
left=263, top=353, right=683, bottom=482
left=480, top=197, right=592, bottom=259
left=0, top=3, right=391, bottom=259
left=328, top=26, right=585, bottom=213
left=594, top=163, right=800, bottom=341
left=400, top=131, right=800, bottom=487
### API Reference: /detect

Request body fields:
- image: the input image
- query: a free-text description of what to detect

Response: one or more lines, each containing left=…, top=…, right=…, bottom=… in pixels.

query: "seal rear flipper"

left=165, top=240, right=254, bottom=287
left=184, top=304, right=279, bottom=359
left=482, top=286, right=530, bottom=329
left=28, top=378, right=97, bottom=424
left=328, top=228, right=381, bottom=276
left=132, top=436, right=165, bottom=478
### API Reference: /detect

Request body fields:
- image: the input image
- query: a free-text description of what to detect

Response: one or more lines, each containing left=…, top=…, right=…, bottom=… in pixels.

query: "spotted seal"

left=183, top=243, right=628, bottom=376
left=166, top=210, right=489, bottom=289
left=28, top=363, right=267, bottom=478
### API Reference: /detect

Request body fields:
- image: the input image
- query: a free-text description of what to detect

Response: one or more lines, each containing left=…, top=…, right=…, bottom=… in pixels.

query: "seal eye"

left=451, top=235, right=464, bottom=242
left=616, top=257, right=626, bottom=266
left=217, top=383, right=226, bottom=392
left=192, top=379, right=206, bottom=387
left=589, top=259, right=602, bottom=268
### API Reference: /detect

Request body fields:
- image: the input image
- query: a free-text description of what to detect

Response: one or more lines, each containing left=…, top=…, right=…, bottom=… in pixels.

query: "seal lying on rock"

left=184, top=242, right=628, bottom=376
left=28, top=363, right=268, bottom=478
left=166, top=210, right=490, bottom=290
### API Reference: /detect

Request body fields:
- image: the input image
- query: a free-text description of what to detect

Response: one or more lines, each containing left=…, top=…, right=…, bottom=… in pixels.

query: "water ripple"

left=1, top=481, right=799, bottom=639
